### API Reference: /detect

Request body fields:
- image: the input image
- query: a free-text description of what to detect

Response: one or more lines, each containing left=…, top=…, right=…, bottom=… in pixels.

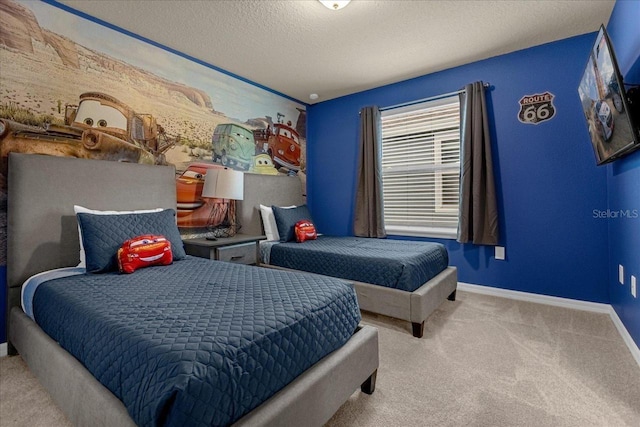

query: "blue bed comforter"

left=33, top=257, right=361, bottom=426
left=269, top=236, right=449, bottom=292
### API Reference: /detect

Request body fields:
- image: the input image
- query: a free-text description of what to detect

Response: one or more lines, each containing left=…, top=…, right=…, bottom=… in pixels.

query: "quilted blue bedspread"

left=269, top=236, right=449, bottom=292
left=33, top=257, right=361, bottom=426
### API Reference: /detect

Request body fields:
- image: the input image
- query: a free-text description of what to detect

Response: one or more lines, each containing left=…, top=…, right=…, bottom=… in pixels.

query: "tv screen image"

left=578, top=26, right=639, bottom=165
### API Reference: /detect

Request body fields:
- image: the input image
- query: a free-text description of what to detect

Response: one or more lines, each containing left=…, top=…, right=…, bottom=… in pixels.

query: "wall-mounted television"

left=578, top=25, right=640, bottom=165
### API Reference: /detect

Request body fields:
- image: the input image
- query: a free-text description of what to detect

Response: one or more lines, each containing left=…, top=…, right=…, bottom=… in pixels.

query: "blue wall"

left=606, top=0, right=640, bottom=347
left=307, top=34, right=611, bottom=303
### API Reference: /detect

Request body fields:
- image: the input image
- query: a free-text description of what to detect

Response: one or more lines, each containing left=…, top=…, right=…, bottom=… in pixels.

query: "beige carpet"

left=1, top=291, right=639, bottom=426
left=0, top=349, right=71, bottom=427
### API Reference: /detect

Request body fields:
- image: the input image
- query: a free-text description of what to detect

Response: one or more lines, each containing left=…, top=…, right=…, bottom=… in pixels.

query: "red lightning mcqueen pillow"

left=117, top=234, right=173, bottom=274
left=294, top=220, right=317, bottom=243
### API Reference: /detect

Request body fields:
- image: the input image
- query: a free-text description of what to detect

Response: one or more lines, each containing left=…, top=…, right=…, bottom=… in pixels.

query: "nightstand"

left=182, top=234, right=265, bottom=265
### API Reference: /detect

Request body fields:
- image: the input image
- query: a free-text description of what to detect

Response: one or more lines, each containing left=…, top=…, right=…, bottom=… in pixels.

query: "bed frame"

left=238, top=173, right=458, bottom=338
left=6, top=153, right=378, bottom=426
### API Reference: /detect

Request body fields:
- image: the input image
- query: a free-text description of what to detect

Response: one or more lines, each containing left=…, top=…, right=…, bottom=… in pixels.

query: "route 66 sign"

left=518, top=92, right=556, bottom=125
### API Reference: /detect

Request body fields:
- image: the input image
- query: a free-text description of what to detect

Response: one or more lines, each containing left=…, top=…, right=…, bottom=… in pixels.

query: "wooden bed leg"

left=412, top=321, right=424, bottom=338
left=360, top=369, right=377, bottom=395
left=447, top=289, right=457, bottom=301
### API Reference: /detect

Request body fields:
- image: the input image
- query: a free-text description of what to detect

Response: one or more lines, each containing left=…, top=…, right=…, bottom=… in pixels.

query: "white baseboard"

left=0, top=342, right=7, bottom=358
left=457, top=282, right=640, bottom=368
left=609, top=307, right=640, bottom=367
left=457, top=282, right=611, bottom=313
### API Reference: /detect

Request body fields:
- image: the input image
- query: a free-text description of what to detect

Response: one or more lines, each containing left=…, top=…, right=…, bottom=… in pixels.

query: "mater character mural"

left=0, top=92, right=175, bottom=175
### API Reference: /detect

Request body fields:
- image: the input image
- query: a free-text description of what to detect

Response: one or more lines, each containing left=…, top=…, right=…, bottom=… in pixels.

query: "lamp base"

left=206, top=199, right=241, bottom=239
left=207, top=223, right=241, bottom=239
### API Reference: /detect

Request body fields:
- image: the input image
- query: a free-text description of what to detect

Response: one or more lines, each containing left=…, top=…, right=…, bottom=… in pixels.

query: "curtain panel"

left=457, top=82, right=499, bottom=245
left=354, top=106, right=386, bottom=238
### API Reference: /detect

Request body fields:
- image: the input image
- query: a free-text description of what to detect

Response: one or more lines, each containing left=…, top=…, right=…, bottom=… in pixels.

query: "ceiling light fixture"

left=319, top=1, right=351, bottom=11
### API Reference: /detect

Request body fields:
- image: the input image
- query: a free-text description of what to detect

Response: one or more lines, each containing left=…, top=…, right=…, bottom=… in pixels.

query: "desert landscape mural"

left=0, top=0, right=307, bottom=262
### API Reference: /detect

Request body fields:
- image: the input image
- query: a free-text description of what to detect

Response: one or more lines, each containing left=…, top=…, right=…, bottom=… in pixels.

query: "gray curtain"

left=354, top=106, right=386, bottom=238
left=457, top=82, right=499, bottom=245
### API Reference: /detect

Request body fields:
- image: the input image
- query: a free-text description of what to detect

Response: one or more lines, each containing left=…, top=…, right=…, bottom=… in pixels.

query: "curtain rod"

left=379, top=82, right=491, bottom=112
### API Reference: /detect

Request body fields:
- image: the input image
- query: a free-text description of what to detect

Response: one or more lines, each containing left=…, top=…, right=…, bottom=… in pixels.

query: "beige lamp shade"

left=201, top=167, right=244, bottom=200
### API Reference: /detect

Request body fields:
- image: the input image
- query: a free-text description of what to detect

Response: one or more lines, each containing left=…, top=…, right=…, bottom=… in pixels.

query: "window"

left=381, top=96, right=460, bottom=238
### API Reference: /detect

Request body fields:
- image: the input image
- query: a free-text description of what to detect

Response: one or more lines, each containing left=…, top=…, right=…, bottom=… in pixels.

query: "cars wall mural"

left=0, top=0, right=307, bottom=266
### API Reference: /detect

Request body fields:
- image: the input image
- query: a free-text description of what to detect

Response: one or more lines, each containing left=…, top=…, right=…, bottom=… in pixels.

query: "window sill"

left=385, top=225, right=457, bottom=240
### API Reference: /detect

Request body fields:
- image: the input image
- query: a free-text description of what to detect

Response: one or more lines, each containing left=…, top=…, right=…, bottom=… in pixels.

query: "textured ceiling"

left=57, top=0, right=615, bottom=104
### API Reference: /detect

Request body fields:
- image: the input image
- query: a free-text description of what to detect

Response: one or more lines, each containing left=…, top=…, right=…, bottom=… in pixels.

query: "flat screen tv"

left=578, top=25, right=640, bottom=165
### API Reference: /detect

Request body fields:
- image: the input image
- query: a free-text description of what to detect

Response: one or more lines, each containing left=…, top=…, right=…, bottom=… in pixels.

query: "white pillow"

left=259, top=204, right=295, bottom=241
left=74, top=205, right=164, bottom=267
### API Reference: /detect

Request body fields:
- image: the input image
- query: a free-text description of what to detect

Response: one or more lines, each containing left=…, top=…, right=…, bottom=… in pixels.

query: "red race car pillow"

left=117, top=234, right=173, bottom=274
left=294, top=220, right=317, bottom=243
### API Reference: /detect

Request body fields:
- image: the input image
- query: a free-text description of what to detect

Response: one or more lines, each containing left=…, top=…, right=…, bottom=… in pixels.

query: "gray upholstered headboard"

left=6, top=154, right=177, bottom=313
left=6, top=154, right=304, bottom=329
left=238, top=173, right=305, bottom=236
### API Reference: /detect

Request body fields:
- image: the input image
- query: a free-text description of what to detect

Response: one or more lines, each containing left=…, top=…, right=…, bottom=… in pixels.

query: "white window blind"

left=381, top=95, right=460, bottom=238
